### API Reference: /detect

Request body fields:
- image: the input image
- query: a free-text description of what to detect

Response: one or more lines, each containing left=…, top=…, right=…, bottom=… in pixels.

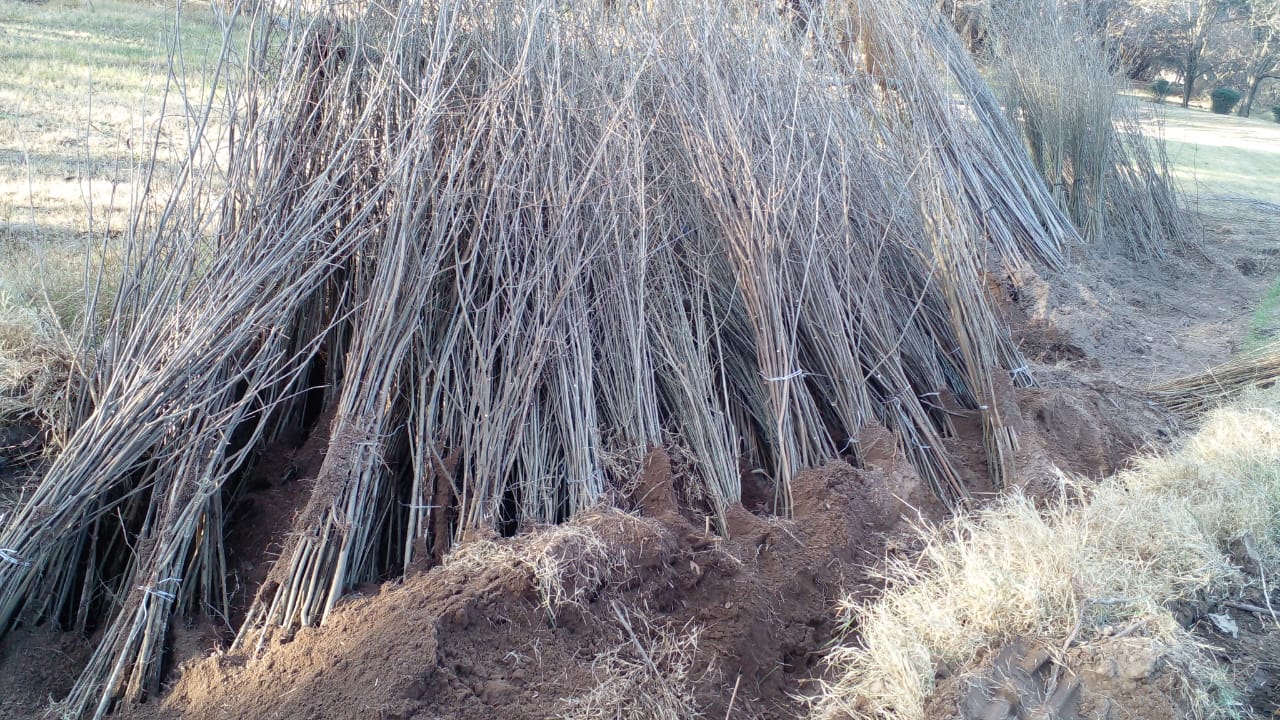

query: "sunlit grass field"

left=0, top=0, right=225, bottom=424
left=1130, top=98, right=1280, bottom=349
left=1151, top=102, right=1280, bottom=205
left=0, top=0, right=223, bottom=244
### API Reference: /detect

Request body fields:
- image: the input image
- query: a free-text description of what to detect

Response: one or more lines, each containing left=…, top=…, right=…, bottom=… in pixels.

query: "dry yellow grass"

left=812, top=386, right=1280, bottom=719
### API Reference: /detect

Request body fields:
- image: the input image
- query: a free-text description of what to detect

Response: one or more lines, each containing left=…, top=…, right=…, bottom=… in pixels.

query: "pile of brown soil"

left=124, top=450, right=935, bottom=720
left=0, top=627, right=91, bottom=720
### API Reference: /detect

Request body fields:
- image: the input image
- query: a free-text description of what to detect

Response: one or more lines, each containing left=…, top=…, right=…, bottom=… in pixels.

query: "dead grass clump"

left=0, top=310, right=72, bottom=433
left=0, top=238, right=128, bottom=442
left=810, top=386, right=1280, bottom=720
left=558, top=605, right=710, bottom=720
left=445, top=518, right=621, bottom=622
left=0, top=247, right=74, bottom=428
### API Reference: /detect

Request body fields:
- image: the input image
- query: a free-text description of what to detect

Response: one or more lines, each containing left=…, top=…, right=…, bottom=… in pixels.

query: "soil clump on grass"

left=922, top=582, right=1280, bottom=720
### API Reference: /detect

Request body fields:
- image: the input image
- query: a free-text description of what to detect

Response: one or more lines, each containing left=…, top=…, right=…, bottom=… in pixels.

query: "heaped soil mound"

left=129, top=452, right=932, bottom=720
left=0, top=627, right=91, bottom=720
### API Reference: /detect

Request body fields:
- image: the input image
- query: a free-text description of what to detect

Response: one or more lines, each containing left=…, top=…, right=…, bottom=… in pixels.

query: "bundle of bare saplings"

left=0, top=0, right=1185, bottom=716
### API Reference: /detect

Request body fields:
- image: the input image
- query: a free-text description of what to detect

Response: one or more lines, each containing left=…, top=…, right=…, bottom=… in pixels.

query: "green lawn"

left=1134, top=100, right=1280, bottom=350
left=0, top=0, right=224, bottom=244
left=1148, top=102, right=1280, bottom=205
left=1251, top=279, right=1280, bottom=349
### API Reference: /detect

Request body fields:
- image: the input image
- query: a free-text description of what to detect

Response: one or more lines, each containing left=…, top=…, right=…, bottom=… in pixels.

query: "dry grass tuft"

left=558, top=605, right=709, bottom=720
left=811, top=387, right=1280, bottom=720
left=0, top=307, right=73, bottom=432
left=0, top=239, right=126, bottom=438
left=446, top=519, right=620, bottom=622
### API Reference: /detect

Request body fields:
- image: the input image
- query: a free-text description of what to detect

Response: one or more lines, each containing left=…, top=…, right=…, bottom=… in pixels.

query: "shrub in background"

left=1150, top=78, right=1171, bottom=102
left=1210, top=87, right=1242, bottom=114
left=1272, top=104, right=1280, bottom=123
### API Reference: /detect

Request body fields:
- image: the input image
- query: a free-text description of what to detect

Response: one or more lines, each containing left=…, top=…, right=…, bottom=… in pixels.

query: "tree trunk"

left=1181, top=1, right=1220, bottom=109
left=1242, top=74, right=1278, bottom=117
left=1240, top=75, right=1263, bottom=117
left=1181, top=53, right=1198, bottom=108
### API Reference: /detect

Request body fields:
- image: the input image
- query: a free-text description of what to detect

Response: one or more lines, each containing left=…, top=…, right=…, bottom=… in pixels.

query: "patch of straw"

left=445, top=519, right=620, bottom=622
left=810, top=386, right=1280, bottom=720
left=557, top=603, right=710, bottom=720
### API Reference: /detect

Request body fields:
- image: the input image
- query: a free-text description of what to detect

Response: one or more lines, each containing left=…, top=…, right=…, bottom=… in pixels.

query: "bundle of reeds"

left=1147, top=342, right=1280, bottom=415
left=966, top=0, right=1188, bottom=256
left=0, top=0, right=1098, bottom=715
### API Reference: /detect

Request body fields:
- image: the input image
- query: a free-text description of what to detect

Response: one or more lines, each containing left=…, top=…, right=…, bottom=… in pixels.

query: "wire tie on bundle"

left=0, top=549, right=29, bottom=566
left=138, top=577, right=183, bottom=602
left=761, top=369, right=805, bottom=382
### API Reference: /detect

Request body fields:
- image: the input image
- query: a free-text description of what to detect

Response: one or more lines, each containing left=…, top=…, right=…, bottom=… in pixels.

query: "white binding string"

left=0, top=549, right=29, bottom=567
left=760, top=369, right=805, bottom=382
left=138, top=577, right=183, bottom=602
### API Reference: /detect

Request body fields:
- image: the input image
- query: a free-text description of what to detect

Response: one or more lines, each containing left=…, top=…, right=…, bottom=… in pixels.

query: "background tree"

left=1167, top=0, right=1234, bottom=107
left=1093, top=0, right=1236, bottom=104
left=1238, top=0, right=1280, bottom=115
